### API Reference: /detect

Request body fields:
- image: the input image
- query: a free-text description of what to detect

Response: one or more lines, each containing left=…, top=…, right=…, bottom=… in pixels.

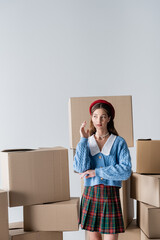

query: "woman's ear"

left=108, top=116, right=111, bottom=123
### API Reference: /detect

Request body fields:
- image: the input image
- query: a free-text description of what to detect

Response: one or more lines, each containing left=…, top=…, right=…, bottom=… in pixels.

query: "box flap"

left=9, top=222, right=23, bottom=230
left=2, top=149, right=34, bottom=153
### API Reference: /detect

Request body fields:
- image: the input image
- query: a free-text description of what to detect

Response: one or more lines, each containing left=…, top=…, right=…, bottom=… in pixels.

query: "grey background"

left=0, top=0, right=160, bottom=239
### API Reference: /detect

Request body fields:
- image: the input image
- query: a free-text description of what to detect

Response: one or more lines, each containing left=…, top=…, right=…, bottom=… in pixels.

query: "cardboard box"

left=138, top=201, right=160, bottom=238
left=9, top=222, right=63, bottom=240
left=69, top=96, right=134, bottom=149
left=24, top=197, right=79, bottom=231
left=9, top=231, right=63, bottom=240
left=81, top=177, right=134, bottom=230
left=120, top=178, right=134, bottom=229
left=0, top=190, right=9, bottom=240
left=141, top=230, right=160, bottom=240
left=131, top=173, right=160, bottom=207
left=136, top=140, right=160, bottom=174
left=0, top=147, right=70, bottom=207
left=85, top=219, right=140, bottom=240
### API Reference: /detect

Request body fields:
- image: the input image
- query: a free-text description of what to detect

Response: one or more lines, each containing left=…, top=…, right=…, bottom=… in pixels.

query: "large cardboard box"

left=141, top=230, right=160, bottom=240
left=138, top=201, right=160, bottom=238
left=131, top=173, right=160, bottom=207
left=69, top=96, right=133, bottom=149
left=136, top=140, right=160, bottom=174
left=0, top=147, right=70, bottom=207
left=9, top=222, right=63, bottom=240
left=81, top=177, right=134, bottom=230
left=0, top=190, right=9, bottom=240
left=24, top=197, right=79, bottom=231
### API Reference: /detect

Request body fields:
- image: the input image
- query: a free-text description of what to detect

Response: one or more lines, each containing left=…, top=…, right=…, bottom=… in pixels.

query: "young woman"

left=73, top=99, right=132, bottom=240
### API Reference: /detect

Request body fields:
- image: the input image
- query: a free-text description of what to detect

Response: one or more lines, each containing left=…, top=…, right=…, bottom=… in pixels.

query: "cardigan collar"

left=88, top=134, right=117, bottom=156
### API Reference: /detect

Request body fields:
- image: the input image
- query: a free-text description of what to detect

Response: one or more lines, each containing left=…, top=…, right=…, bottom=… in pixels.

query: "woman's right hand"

left=80, top=121, right=89, bottom=138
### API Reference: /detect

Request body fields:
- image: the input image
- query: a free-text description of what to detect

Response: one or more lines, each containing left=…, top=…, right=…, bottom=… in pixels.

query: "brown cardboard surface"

left=81, top=177, right=134, bottom=230
left=0, top=147, right=70, bottom=207
left=136, top=140, right=160, bottom=173
left=139, top=201, right=160, bottom=238
left=9, top=222, right=23, bottom=229
left=69, top=96, right=133, bottom=149
left=9, top=229, right=63, bottom=240
left=120, top=178, right=134, bottom=229
left=119, top=219, right=140, bottom=240
left=24, top=197, right=79, bottom=231
left=141, top=230, right=160, bottom=240
left=130, top=173, right=160, bottom=207
left=0, top=190, right=9, bottom=240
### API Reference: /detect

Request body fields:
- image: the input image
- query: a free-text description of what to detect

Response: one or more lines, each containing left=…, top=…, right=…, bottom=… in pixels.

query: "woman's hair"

left=89, top=103, right=119, bottom=136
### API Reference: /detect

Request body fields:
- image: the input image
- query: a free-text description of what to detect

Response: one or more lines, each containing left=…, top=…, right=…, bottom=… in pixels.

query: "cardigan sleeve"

left=73, top=137, right=91, bottom=173
left=95, top=138, right=132, bottom=181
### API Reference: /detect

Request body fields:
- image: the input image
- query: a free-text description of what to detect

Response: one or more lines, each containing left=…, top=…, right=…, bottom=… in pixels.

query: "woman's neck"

left=95, top=130, right=110, bottom=140
left=96, top=129, right=108, bottom=136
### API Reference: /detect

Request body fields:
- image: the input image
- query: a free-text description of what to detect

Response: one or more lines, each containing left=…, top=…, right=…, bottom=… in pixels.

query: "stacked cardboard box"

left=0, top=190, right=9, bottom=240
left=0, top=147, right=70, bottom=207
left=23, top=197, right=79, bottom=231
left=9, top=222, right=63, bottom=240
left=131, top=139, right=160, bottom=240
left=0, top=147, right=80, bottom=239
left=69, top=96, right=135, bottom=240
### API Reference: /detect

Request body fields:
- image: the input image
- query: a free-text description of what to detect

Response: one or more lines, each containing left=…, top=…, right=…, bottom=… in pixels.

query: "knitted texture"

left=73, top=135, right=132, bottom=188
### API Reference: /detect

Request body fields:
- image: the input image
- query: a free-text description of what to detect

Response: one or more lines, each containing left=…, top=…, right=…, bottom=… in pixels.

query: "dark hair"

left=89, top=103, right=118, bottom=136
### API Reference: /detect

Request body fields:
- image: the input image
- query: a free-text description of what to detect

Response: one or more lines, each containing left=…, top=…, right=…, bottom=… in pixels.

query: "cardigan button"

left=99, top=156, right=102, bottom=159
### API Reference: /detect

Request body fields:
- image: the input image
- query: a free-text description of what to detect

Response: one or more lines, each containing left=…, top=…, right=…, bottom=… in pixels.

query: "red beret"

left=89, top=99, right=115, bottom=119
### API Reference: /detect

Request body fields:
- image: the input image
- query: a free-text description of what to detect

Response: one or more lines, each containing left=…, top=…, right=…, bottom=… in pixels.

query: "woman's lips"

left=96, top=124, right=102, bottom=126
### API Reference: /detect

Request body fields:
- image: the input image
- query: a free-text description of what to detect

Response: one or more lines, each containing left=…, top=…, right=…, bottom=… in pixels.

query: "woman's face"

left=91, top=108, right=111, bottom=130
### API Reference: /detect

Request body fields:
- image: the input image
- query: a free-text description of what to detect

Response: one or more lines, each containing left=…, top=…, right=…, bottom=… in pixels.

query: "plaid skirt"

left=79, top=184, right=125, bottom=234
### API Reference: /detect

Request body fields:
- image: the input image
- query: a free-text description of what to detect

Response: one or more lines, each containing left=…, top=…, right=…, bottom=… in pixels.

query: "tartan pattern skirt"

left=79, top=184, right=125, bottom=234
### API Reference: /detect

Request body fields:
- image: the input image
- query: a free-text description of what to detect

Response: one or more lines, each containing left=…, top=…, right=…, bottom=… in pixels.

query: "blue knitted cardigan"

left=73, top=134, right=132, bottom=188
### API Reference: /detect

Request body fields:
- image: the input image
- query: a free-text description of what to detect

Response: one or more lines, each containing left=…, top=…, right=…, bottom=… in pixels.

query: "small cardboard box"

left=0, top=147, right=70, bottom=207
left=81, top=177, right=134, bottom=230
left=130, top=173, right=160, bottom=207
left=69, top=95, right=134, bottom=149
left=9, top=222, right=63, bottom=240
left=138, top=201, right=160, bottom=238
left=136, top=140, right=160, bottom=174
left=24, top=197, right=79, bottom=231
left=0, top=190, right=9, bottom=240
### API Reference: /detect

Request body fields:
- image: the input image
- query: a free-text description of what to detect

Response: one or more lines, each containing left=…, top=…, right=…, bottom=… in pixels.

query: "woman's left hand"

left=79, top=170, right=96, bottom=179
